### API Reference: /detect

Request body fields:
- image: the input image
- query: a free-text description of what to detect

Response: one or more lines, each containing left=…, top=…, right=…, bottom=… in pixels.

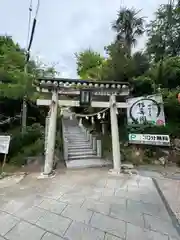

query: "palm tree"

left=112, top=7, right=145, bottom=56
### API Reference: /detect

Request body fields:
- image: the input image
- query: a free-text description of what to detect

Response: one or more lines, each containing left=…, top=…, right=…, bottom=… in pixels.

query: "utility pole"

left=21, top=64, right=28, bottom=134
left=21, top=0, right=40, bottom=134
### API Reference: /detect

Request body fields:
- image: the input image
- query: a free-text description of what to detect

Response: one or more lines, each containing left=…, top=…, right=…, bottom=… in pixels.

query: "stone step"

left=64, top=132, right=85, bottom=134
left=64, top=126, right=81, bottom=128
left=64, top=130, right=84, bottom=132
left=63, top=131, right=85, bottom=136
left=68, top=141, right=88, bottom=144
left=68, top=144, right=92, bottom=148
left=64, top=133, right=85, bottom=137
left=67, top=143, right=90, bottom=146
left=64, top=129, right=82, bottom=131
left=65, top=138, right=87, bottom=141
left=64, top=135, right=84, bottom=137
left=65, top=135, right=86, bottom=137
left=68, top=151, right=95, bottom=156
left=66, top=159, right=112, bottom=169
left=64, top=127, right=81, bottom=129
left=64, top=132, right=83, bottom=134
left=64, top=127, right=82, bottom=129
left=64, top=130, right=81, bottom=132
left=67, top=140, right=88, bottom=143
left=68, top=148, right=94, bottom=153
left=65, top=138, right=86, bottom=140
left=68, top=146, right=92, bottom=150
left=68, top=155, right=99, bottom=160
left=68, top=140, right=87, bottom=142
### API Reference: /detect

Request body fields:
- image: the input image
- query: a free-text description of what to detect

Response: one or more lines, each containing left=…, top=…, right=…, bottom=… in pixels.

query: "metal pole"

left=110, top=95, right=121, bottom=171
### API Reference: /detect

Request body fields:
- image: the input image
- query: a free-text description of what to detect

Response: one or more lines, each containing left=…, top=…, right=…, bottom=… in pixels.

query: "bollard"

left=80, top=125, right=85, bottom=132
left=79, top=118, right=82, bottom=126
left=86, top=130, right=90, bottom=140
left=92, top=137, right=97, bottom=151
left=64, top=139, right=68, bottom=161
left=89, top=134, right=93, bottom=145
left=82, top=128, right=87, bottom=137
left=97, top=139, right=102, bottom=157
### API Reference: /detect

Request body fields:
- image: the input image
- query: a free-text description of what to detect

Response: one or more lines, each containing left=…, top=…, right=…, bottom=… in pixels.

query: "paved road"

left=0, top=168, right=179, bottom=240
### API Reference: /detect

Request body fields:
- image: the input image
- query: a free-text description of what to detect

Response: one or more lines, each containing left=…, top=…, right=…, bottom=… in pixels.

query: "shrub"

left=7, top=123, right=44, bottom=166
left=9, top=138, right=44, bottom=166
left=8, top=123, right=44, bottom=159
left=9, top=153, right=25, bottom=166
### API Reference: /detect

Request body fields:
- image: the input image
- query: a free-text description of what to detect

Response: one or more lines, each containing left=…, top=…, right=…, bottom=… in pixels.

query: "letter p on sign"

left=129, top=134, right=136, bottom=140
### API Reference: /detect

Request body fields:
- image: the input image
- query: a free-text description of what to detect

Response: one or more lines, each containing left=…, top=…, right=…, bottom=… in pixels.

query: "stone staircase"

left=62, top=117, right=111, bottom=169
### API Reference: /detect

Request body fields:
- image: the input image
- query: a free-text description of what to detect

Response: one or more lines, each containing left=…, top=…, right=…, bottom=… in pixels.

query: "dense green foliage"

left=75, top=49, right=104, bottom=80
left=75, top=1, right=180, bottom=138
left=0, top=35, right=53, bottom=167
left=0, top=35, right=54, bottom=129
left=8, top=123, right=44, bottom=166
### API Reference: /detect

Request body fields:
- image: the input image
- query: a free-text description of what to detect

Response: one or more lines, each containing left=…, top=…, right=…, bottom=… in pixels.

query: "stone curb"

left=152, top=178, right=180, bottom=237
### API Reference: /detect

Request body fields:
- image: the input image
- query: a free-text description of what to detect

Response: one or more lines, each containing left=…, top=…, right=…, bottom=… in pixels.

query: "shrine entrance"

left=34, top=78, right=130, bottom=175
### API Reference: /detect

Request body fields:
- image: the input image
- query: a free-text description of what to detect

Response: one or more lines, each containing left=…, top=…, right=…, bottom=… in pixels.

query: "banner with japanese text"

left=127, top=94, right=165, bottom=126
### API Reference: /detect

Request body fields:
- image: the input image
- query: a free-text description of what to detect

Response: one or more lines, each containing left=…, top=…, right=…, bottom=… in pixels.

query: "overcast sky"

left=1, top=0, right=167, bottom=78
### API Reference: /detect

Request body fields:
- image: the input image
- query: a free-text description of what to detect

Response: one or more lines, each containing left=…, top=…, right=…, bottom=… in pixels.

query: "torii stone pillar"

left=110, top=95, right=121, bottom=172
left=44, top=91, right=58, bottom=175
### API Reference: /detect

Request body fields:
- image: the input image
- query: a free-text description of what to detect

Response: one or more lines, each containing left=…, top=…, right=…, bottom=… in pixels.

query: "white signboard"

left=127, top=94, right=165, bottom=126
left=129, top=134, right=170, bottom=146
left=0, top=135, right=11, bottom=154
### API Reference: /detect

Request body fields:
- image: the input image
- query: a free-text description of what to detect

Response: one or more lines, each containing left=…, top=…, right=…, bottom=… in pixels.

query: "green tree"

left=112, top=7, right=145, bottom=56
left=132, top=51, right=150, bottom=77
left=102, top=44, right=150, bottom=82
left=73, top=3, right=180, bottom=141
left=102, top=42, right=135, bottom=81
left=0, top=35, right=54, bottom=129
left=146, top=1, right=180, bottom=62
left=0, top=35, right=37, bottom=99
left=148, top=56, right=180, bottom=89
left=131, top=76, right=154, bottom=96
left=75, top=49, right=104, bottom=80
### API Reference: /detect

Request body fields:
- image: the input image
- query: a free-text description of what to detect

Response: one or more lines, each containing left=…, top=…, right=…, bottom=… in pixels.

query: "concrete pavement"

left=0, top=168, right=179, bottom=240
left=155, top=177, right=180, bottom=225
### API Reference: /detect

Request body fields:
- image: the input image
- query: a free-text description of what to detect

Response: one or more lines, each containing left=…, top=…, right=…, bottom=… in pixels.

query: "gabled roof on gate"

left=34, top=77, right=130, bottom=94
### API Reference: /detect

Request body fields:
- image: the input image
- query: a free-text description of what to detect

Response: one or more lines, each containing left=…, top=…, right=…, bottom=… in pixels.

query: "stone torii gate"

left=35, top=78, right=130, bottom=175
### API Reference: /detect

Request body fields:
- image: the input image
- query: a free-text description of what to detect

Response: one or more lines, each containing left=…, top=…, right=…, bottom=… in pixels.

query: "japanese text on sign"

left=128, top=134, right=170, bottom=146
left=127, top=94, right=165, bottom=126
